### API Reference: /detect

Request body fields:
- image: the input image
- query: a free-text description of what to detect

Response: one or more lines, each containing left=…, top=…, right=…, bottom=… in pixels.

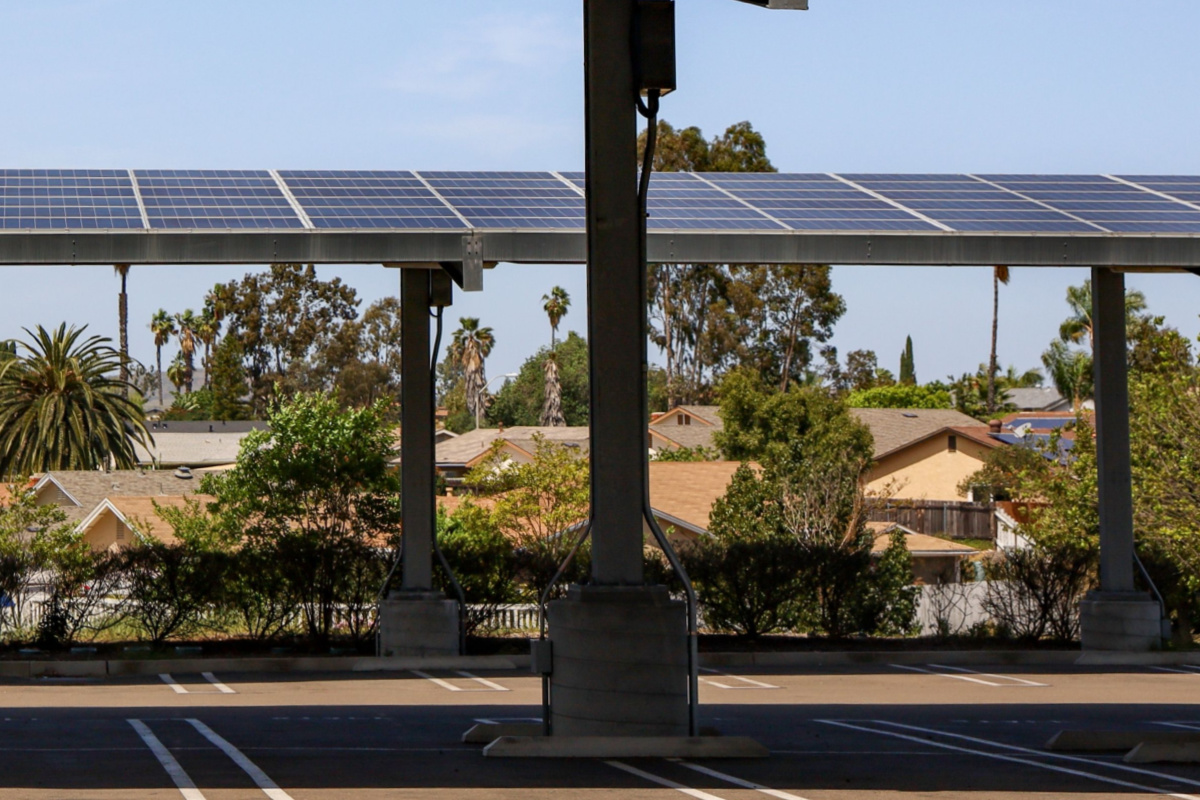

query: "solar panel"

left=1006, top=417, right=1075, bottom=430
left=135, top=170, right=303, bottom=229
left=703, top=173, right=942, bottom=231
left=980, top=175, right=1200, bottom=233
left=0, top=169, right=144, bottom=230
left=279, top=170, right=466, bottom=230
left=419, top=172, right=582, bottom=229
left=844, top=174, right=1100, bottom=233
left=1114, top=176, right=1200, bottom=212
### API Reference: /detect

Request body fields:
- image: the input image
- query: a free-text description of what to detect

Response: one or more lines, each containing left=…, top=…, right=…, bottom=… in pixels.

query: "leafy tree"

left=987, top=266, right=1011, bottom=414
left=435, top=504, right=519, bottom=635
left=490, top=332, right=590, bottom=428
left=194, top=306, right=221, bottom=389
left=639, top=120, right=843, bottom=405
left=360, top=297, right=404, bottom=378
left=714, top=368, right=873, bottom=465
left=201, top=393, right=401, bottom=643
left=209, top=334, right=250, bottom=421
left=840, top=349, right=893, bottom=393
left=899, top=335, right=916, bottom=385
left=1041, top=340, right=1093, bottom=410
left=0, top=325, right=151, bottom=478
left=149, top=309, right=176, bottom=407
left=464, top=436, right=590, bottom=602
left=0, top=490, right=75, bottom=639
left=847, top=384, right=951, bottom=409
left=119, top=542, right=223, bottom=645
left=449, top=317, right=495, bottom=429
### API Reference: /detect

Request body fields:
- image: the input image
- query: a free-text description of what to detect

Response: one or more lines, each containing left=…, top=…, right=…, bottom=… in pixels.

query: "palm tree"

left=175, top=309, right=198, bottom=393
left=114, top=264, right=131, bottom=395
left=195, top=307, right=220, bottom=388
left=0, top=324, right=151, bottom=478
left=449, top=317, right=495, bottom=428
left=1058, top=278, right=1148, bottom=350
left=986, top=266, right=1010, bottom=414
left=1041, top=340, right=1093, bottom=410
left=149, top=309, right=176, bottom=407
left=542, top=286, right=570, bottom=349
left=166, top=353, right=188, bottom=397
left=540, top=351, right=565, bottom=427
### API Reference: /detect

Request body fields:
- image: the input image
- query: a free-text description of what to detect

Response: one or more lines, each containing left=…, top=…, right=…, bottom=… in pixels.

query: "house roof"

left=1004, top=387, right=1070, bottom=412
left=647, top=461, right=744, bottom=535
left=868, top=522, right=979, bottom=556
left=76, top=494, right=214, bottom=545
left=650, top=406, right=725, bottom=451
left=34, top=470, right=204, bottom=523
left=134, top=431, right=254, bottom=468
left=850, top=408, right=984, bottom=459
left=433, top=426, right=591, bottom=466
left=147, top=420, right=268, bottom=434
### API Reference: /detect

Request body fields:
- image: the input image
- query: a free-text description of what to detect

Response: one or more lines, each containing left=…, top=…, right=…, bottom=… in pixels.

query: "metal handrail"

left=536, top=520, right=592, bottom=736
left=1133, top=550, right=1169, bottom=642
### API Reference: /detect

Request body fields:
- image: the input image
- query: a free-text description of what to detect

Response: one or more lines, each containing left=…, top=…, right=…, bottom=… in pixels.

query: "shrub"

left=120, top=542, right=224, bottom=645
left=983, top=541, right=1096, bottom=641
left=436, top=505, right=519, bottom=635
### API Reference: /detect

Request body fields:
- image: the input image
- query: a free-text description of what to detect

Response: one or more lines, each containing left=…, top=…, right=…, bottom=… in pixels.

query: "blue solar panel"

left=978, top=175, right=1197, bottom=233
left=703, top=173, right=941, bottom=232
left=420, top=172, right=583, bottom=229
left=846, top=174, right=1100, bottom=233
left=136, top=170, right=302, bottom=229
left=1115, top=176, right=1200, bottom=210
left=279, top=170, right=465, bottom=230
left=0, top=169, right=143, bottom=230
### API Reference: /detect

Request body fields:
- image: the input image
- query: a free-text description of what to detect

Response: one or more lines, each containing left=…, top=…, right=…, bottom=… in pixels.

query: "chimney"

left=988, top=419, right=1002, bottom=433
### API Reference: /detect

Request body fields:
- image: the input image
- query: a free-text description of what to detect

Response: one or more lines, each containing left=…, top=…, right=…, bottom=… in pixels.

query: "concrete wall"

left=867, top=434, right=990, bottom=501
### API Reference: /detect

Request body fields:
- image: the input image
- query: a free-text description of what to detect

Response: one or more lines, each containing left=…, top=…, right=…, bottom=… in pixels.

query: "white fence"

left=916, top=581, right=994, bottom=637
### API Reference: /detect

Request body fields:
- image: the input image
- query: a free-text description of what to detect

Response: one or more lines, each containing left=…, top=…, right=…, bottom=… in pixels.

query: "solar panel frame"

left=135, top=170, right=304, bottom=230
left=279, top=170, right=467, bottom=230
left=418, top=171, right=584, bottom=230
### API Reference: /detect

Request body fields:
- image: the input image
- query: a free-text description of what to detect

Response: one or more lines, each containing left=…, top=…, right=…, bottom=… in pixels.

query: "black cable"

left=636, top=89, right=661, bottom=223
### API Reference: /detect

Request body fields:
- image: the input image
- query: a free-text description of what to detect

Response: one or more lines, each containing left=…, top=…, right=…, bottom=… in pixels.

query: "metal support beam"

left=1092, top=266, right=1136, bottom=593
left=585, top=0, right=645, bottom=586
left=399, top=268, right=435, bottom=591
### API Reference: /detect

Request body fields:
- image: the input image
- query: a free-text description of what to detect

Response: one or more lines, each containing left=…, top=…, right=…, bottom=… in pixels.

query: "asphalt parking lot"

left=2, top=662, right=1200, bottom=798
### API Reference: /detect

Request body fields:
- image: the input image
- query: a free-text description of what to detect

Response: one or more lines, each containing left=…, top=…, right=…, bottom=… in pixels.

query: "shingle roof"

left=650, top=406, right=724, bottom=451
left=433, top=426, right=590, bottom=466
left=647, top=461, right=743, bottom=534
left=35, top=470, right=204, bottom=523
left=868, top=522, right=979, bottom=555
left=850, top=408, right=984, bottom=459
left=135, top=432, right=253, bottom=467
left=1004, top=387, right=1069, bottom=412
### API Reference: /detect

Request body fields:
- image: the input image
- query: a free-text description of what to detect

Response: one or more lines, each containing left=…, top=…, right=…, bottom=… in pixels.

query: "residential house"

left=75, top=495, right=211, bottom=551
left=135, top=420, right=266, bottom=469
left=850, top=408, right=1000, bottom=502
left=31, top=470, right=204, bottom=527
left=1004, top=387, right=1072, bottom=412
left=649, top=405, right=723, bottom=454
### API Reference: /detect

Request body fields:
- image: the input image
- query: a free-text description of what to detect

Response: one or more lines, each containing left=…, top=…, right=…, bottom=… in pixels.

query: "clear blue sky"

left=2, top=1, right=1198, bottom=385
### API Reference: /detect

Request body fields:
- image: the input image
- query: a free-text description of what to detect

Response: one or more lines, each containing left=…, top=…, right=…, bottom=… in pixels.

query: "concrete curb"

left=1074, top=651, right=1200, bottom=666
left=1, top=654, right=523, bottom=679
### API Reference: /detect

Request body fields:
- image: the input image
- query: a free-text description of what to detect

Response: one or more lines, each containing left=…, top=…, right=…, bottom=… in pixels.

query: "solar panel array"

left=2, top=170, right=1199, bottom=233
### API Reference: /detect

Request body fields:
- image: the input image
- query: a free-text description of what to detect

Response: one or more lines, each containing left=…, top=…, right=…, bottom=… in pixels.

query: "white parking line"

left=127, top=719, right=207, bottom=800
left=1158, top=721, right=1200, bottom=732
left=410, top=669, right=463, bottom=691
left=201, top=673, right=236, bottom=694
left=875, top=719, right=1200, bottom=790
left=817, top=719, right=1200, bottom=800
left=456, top=671, right=509, bottom=691
left=186, top=719, right=295, bottom=800
left=889, top=664, right=1002, bottom=686
left=670, top=759, right=811, bottom=799
left=699, top=668, right=780, bottom=690
left=1151, top=666, right=1200, bottom=675
left=606, top=760, right=729, bottom=799
left=926, top=663, right=1047, bottom=687
left=160, top=674, right=189, bottom=694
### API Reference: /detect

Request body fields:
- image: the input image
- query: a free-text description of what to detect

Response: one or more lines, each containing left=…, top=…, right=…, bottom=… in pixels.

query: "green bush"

left=435, top=505, right=519, bottom=635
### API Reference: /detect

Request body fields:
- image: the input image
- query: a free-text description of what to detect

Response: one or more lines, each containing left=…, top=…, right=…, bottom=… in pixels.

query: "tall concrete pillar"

left=379, top=268, right=459, bottom=657
left=543, top=0, right=689, bottom=737
left=1079, top=267, right=1161, bottom=651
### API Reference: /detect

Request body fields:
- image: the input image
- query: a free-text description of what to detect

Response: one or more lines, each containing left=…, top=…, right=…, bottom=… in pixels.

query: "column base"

left=1080, top=591, right=1163, bottom=652
left=547, top=584, right=689, bottom=737
left=378, top=591, right=460, bottom=658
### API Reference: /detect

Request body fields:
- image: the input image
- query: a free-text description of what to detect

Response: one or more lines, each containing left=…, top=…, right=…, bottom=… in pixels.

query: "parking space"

left=1, top=663, right=1199, bottom=798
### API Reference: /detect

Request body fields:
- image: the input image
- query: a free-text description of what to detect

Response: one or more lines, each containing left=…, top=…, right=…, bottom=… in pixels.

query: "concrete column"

left=379, top=268, right=459, bottom=658
left=1079, top=267, right=1161, bottom=651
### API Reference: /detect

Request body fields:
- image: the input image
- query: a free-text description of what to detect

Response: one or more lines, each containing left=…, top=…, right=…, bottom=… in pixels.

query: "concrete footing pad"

left=482, top=735, right=769, bottom=758
left=462, top=723, right=544, bottom=744
left=1079, top=591, right=1163, bottom=652
left=378, top=591, right=459, bottom=658
left=1126, top=740, right=1200, bottom=763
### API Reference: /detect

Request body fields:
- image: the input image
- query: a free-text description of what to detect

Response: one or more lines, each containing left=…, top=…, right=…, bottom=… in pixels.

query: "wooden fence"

left=868, top=500, right=996, bottom=541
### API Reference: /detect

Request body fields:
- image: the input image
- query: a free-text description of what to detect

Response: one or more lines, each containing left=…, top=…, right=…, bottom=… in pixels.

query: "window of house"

left=948, top=434, right=957, bottom=453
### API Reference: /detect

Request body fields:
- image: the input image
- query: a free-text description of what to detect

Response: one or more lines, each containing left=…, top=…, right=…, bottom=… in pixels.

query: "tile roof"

left=433, top=426, right=590, bottom=465
left=850, top=408, right=984, bottom=459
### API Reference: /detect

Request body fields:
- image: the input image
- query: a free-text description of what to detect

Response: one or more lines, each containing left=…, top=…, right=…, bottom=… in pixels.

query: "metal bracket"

left=455, top=234, right=484, bottom=292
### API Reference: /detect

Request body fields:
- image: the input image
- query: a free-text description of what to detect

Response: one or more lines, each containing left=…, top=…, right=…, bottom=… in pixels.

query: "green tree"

left=149, top=309, right=176, bottom=407
left=0, top=325, right=151, bottom=478
left=435, top=504, right=519, bottom=635
left=899, top=335, right=915, bottom=385
left=448, top=317, right=495, bottom=429
left=847, top=384, right=952, bottom=409
left=490, top=332, right=590, bottom=428
left=209, top=334, right=250, bottom=421
left=0, top=489, right=75, bottom=639
left=539, top=351, right=565, bottom=427
left=194, top=306, right=221, bottom=389
left=840, top=349, right=893, bottom=393
left=201, top=393, right=401, bottom=643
